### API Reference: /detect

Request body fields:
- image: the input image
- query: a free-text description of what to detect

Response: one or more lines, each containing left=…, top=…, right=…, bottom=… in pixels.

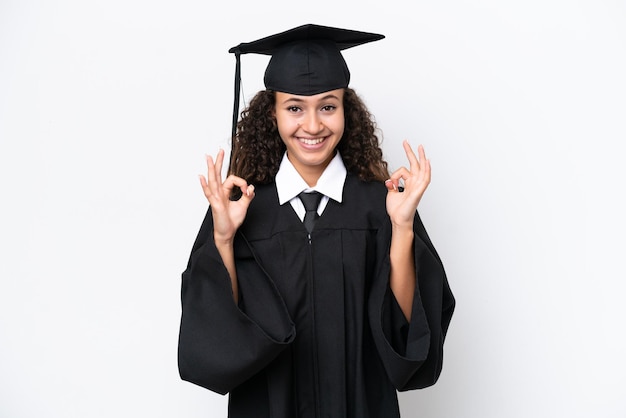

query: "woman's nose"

left=301, top=113, right=323, bottom=133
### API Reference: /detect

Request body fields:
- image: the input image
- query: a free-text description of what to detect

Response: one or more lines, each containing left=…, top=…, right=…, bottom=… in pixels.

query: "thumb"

left=239, top=184, right=256, bottom=205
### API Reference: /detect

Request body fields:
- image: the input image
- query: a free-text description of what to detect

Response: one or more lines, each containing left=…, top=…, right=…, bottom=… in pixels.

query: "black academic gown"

left=178, top=175, right=455, bottom=418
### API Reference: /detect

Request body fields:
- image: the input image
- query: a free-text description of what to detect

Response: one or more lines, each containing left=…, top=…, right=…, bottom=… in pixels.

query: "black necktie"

left=299, top=191, right=323, bottom=233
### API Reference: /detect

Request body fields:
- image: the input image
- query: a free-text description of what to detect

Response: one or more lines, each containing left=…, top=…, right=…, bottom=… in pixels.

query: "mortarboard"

left=228, top=24, right=385, bottom=140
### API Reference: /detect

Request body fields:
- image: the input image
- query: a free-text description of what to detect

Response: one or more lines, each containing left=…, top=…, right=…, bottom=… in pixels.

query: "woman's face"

left=274, top=88, right=345, bottom=184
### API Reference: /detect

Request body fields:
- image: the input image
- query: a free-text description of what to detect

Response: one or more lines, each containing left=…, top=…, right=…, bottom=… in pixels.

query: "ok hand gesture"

left=385, top=141, right=431, bottom=229
left=199, top=149, right=255, bottom=244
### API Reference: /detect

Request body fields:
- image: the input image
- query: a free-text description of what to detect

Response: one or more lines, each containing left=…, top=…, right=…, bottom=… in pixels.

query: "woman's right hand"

left=199, top=149, right=255, bottom=245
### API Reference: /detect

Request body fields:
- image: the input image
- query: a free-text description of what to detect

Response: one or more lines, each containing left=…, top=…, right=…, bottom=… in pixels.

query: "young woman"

left=178, top=24, right=455, bottom=418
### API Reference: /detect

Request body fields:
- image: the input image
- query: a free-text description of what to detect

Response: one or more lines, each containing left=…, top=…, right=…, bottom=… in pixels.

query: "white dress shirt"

left=275, top=151, right=347, bottom=221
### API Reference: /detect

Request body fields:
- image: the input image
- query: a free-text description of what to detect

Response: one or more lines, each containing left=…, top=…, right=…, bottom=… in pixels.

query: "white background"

left=1, top=0, right=625, bottom=417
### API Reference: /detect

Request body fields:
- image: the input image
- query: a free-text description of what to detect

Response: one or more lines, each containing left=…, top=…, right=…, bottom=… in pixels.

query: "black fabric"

left=299, top=191, right=323, bottom=233
left=178, top=175, right=455, bottom=418
left=229, top=24, right=385, bottom=57
left=229, top=24, right=384, bottom=96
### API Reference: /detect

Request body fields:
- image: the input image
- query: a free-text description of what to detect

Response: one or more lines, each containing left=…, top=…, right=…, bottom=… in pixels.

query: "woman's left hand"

left=385, top=140, right=431, bottom=228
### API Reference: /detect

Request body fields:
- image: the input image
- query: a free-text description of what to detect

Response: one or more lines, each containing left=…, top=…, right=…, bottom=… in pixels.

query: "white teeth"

left=299, top=137, right=324, bottom=145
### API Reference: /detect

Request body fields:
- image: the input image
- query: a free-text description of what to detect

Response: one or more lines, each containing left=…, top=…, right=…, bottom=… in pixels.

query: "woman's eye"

left=287, top=106, right=301, bottom=112
left=321, top=105, right=336, bottom=111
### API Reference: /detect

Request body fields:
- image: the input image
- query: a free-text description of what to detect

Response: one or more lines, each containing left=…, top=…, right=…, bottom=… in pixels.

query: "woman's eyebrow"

left=280, top=94, right=341, bottom=105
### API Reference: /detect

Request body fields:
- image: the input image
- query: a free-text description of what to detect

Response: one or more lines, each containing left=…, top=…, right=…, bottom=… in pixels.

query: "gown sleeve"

left=177, top=208, right=296, bottom=395
left=369, top=210, right=455, bottom=391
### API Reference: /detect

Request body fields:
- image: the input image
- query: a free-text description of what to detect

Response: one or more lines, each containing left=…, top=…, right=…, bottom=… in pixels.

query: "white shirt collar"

left=276, top=151, right=347, bottom=205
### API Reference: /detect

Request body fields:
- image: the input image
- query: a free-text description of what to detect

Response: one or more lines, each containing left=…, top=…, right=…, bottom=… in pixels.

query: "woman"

left=178, top=24, right=455, bottom=418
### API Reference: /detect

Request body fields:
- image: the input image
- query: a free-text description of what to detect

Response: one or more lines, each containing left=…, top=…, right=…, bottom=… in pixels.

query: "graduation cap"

left=228, top=24, right=385, bottom=140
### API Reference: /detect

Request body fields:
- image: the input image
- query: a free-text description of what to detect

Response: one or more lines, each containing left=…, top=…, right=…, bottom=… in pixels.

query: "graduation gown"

left=178, top=174, right=455, bottom=418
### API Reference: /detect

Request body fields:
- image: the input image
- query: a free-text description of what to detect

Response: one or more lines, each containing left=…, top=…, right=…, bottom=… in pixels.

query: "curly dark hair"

left=228, top=88, right=389, bottom=184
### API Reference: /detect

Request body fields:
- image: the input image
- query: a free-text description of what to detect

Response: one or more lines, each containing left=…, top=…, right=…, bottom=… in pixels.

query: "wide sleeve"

left=177, top=208, right=296, bottom=395
left=369, top=211, right=455, bottom=391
